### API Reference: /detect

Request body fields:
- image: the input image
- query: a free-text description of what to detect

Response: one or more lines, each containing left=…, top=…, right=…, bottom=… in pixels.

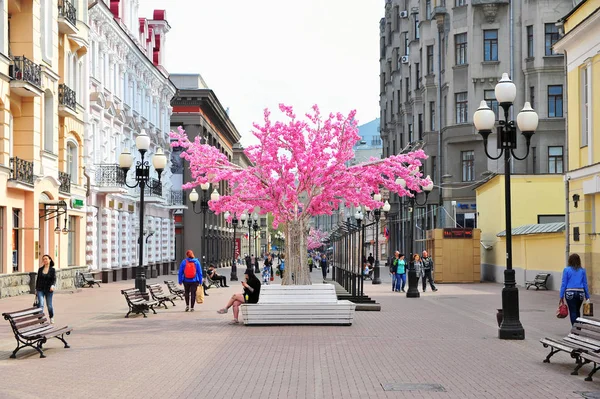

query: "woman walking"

left=394, top=253, right=407, bottom=293
left=412, top=254, right=424, bottom=292
left=262, top=255, right=272, bottom=284
left=178, top=250, right=203, bottom=312
left=36, top=255, right=56, bottom=323
left=560, top=253, right=590, bottom=325
left=217, top=269, right=262, bottom=324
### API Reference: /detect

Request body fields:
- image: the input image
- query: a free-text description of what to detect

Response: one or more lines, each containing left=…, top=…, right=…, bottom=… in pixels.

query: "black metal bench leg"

left=150, top=306, right=157, bottom=315
left=586, top=363, right=600, bottom=381
left=572, top=358, right=588, bottom=375
left=9, top=344, right=22, bottom=359
left=55, top=334, right=71, bottom=349
left=125, top=307, right=132, bottom=318
left=544, top=348, right=560, bottom=363
left=169, top=299, right=176, bottom=307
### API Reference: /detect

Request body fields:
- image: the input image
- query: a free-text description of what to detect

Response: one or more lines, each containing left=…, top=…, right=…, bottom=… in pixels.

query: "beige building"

left=0, top=0, right=89, bottom=296
left=380, top=0, right=571, bottom=256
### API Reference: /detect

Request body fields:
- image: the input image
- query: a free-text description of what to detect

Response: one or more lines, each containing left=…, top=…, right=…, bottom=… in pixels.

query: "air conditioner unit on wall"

left=400, top=11, right=408, bottom=18
left=401, top=56, right=409, bottom=64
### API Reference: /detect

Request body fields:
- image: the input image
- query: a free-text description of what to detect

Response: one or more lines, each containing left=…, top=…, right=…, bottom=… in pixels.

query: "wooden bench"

left=147, top=284, right=177, bottom=309
left=364, top=269, right=374, bottom=281
left=204, top=270, right=222, bottom=289
left=81, top=272, right=101, bottom=288
left=526, top=273, right=550, bottom=290
left=121, top=288, right=159, bottom=318
left=540, top=317, right=600, bottom=375
left=2, top=307, right=72, bottom=358
left=164, top=280, right=184, bottom=300
left=241, top=284, right=356, bottom=326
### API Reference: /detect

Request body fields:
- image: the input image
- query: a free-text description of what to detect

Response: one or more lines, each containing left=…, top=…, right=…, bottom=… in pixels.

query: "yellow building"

left=0, top=0, right=88, bottom=296
left=476, top=174, right=565, bottom=289
left=554, top=0, right=600, bottom=293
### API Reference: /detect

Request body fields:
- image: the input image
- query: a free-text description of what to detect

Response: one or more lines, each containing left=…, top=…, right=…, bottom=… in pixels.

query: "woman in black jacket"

left=217, top=269, right=261, bottom=324
left=36, top=255, right=56, bottom=323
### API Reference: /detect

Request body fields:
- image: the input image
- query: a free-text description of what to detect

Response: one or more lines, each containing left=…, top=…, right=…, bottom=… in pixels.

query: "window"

left=581, top=67, right=589, bottom=147
left=426, top=0, right=432, bottom=19
left=538, top=215, right=565, bottom=224
left=527, top=25, right=534, bottom=58
left=440, top=34, right=446, bottom=70
left=40, top=0, right=52, bottom=61
left=548, top=147, right=564, bottom=174
left=483, top=30, right=498, bottom=61
left=545, top=23, right=559, bottom=56
left=371, top=136, right=382, bottom=146
left=455, top=33, right=467, bottom=65
left=455, top=0, right=467, bottom=6
left=532, top=146, right=537, bottom=174
left=442, top=95, right=447, bottom=128
left=67, top=142, right=78, bottom=183
left=408, top=123, right=413, bottom=143
left=415, top=63, right=420, bottom=89
left=404, top=32, right=409, bottom=55
left=431, top=156, right=437, bottom=182
left=461, top=151, right=474, bottom=182
left=418, top=114, right=423, bottom=139
left=484, top=90, right=499, bottom=120
left=427, top=45, right=434, bottom=75
left=415, top=15, right=420, bottom=40
left=405, top=77, right=409, bottom=101
left=529, top=86, right=535, bottom=109
left=12, top=209, right=19, bottom=272
left=44, top=91, right=53, bottom=152
left=68, top=216, right=77, bottom=266
left=430, top=101, right=436, bottom=130
left=548, top=85, right=563, bottom=118
left=455, top=92, right=468, bottom=123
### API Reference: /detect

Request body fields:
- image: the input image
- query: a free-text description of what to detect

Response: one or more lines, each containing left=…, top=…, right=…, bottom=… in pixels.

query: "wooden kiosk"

left=425, top=228, right=481, bottom=283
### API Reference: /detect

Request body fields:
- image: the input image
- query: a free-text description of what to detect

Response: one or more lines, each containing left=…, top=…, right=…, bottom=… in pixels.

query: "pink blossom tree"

left=307, top=228, right=330, bottom=251
left=170, top=104, right=431, bottom=285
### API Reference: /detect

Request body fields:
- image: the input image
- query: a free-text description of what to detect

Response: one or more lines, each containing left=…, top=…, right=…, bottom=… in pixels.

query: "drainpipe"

left=563, top=49, right=570, bottom=265
left=83, top=166, right=91, bottom=198
left=436, top=12, right=445, bottom=228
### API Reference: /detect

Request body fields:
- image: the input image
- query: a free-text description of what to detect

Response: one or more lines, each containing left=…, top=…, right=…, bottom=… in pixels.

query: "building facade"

left=555, top=0, right=600, bottom=293
left=170, top=74, right=241, bottom=267
left=85, top=1, right=178, bottom=277
left=379, top=0, right=571, bottom=256
left=0, top=0, right=89, bottom=293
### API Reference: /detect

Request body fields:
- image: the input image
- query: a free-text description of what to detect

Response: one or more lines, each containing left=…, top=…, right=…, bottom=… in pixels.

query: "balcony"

left=95, top=164, right=127, bottom=193
left=59, top=171, right=71, bottom=194
left=167, top=190, right=187, bottom=209
left=8, top=157, right=34, bottom=186
left=9, top=56, right=42, bottom=97
left=58, top=0, right=77, bottom=34
left=58, top=84, right=77, bottom=117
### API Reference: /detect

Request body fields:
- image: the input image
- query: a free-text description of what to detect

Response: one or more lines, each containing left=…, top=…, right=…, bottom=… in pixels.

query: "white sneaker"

left=50, top=318, right=54, bottom=324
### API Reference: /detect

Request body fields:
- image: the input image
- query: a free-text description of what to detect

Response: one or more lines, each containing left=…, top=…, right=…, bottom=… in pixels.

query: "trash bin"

left=29, top=272, right=37, bottom=294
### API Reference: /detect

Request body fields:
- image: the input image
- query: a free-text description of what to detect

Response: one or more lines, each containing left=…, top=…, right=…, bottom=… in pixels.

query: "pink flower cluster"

left=307, top=228, right=329, bottom=250
left=170, top=104, right=431, bottom=228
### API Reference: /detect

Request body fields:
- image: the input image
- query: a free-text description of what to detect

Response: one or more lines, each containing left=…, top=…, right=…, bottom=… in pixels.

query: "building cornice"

left=554, top=7, right=600, bottom=54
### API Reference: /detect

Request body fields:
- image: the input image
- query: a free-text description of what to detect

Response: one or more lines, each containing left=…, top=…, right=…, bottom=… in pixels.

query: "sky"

left=139, top=0, right=383, bottom=147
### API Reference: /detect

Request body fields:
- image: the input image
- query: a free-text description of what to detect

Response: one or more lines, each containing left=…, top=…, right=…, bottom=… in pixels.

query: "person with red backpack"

left=178, top=250, right=203, bottom=312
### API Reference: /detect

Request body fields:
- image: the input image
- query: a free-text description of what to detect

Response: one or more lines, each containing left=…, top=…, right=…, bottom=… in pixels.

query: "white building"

left=85, top=1, right=178, bottom=278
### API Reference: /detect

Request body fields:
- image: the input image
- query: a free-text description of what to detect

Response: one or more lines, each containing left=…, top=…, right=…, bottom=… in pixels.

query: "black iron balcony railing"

left=9, top=56, right=42, bottom=88
left=59, top=171, right=71, bottom=194
left=144, top=178, right=162, bottom=197
left=9, top=157, right=34, bottom=185
left=58, top=84, right=76, bottom=111
left=95, top=164, right=125, bottom=187
left=169, top=190, right=184, bottom=206
left=58, top=0, right=77, bottom=26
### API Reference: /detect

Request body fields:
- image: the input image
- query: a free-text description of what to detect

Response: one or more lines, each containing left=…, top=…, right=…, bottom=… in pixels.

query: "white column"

left=162, top=218, right=169, bottom=261
left=147, top=216, right=154, bottom=264
left=130, top=211, right=138, bottom=266
left=111, top=209, right=119, bottom=267
left=587, top=63, right=594, bottom=164
left=169, top=218, right=175, bottom=261
left=121, top=212, right=130, bottom=266
left=101, top=208, right=111, bottom=269
left=86, top=207, right=98, bottom=269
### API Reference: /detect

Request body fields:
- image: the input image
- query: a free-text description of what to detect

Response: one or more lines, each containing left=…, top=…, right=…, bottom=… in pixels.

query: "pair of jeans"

left=391, top=273, right=397, bottom=291
left=183, top=282, right=199, bottom=308
left=422, top=270, right=436, bottom=291
left=36, top=290, right=54, bottom=318
left=395, top=273, right=406, bottom=291
left=321, top=267, right=327, bottom=280
left=565, top=290, right=586, bottom=325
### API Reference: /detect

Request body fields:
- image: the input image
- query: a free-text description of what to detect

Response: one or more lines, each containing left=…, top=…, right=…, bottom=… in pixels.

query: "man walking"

left=320, top=254, right=328, bottom=283
left=421, top=250, right=438, bottom=292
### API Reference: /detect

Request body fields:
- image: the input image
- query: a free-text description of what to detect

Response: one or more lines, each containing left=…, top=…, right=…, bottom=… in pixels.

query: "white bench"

left=241, top=284, right=356, bottom=326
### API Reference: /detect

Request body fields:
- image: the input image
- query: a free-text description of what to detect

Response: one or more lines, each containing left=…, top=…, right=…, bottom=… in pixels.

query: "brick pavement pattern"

left=0, top=268, right=598, bottom=399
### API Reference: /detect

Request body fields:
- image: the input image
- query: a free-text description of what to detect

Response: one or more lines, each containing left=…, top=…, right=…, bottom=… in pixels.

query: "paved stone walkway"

left=0, top=267, right=598, bottom=399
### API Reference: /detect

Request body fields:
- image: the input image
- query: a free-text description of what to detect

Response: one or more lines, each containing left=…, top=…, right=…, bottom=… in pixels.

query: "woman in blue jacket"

left=178, top=250, right=203, bottom=312
left=560, top=253, right=590, bottom=325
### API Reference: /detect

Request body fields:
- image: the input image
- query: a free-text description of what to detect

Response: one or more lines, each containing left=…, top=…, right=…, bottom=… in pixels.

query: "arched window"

left=40, top=0, right=52, bottom=61
left=67, top=141, right=78, bottom=183
left=44, top=91, right=53, bottom=152
left=8, top=112, right=13, bottom=158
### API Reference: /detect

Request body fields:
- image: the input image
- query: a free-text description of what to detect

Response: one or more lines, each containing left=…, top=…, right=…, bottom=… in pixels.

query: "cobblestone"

left=0, top=268, right=597, bottom=398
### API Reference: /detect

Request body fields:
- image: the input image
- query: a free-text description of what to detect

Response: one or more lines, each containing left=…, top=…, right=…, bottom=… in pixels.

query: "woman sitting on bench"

left=217, top=268, right=261, bottom=324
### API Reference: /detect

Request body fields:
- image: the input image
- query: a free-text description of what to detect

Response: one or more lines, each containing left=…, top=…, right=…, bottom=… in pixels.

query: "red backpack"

left=184, top=259, right=197, bottom=279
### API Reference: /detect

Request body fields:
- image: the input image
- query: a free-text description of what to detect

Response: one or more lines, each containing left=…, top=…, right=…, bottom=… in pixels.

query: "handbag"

left=584, top=301, right=594, bottom=317
left=196, top=285, right=204, bottom=304
left=557, top=303, right=568, bottom=319
left=270, top=276, right=274, bottom=281
left=33, top=294, right=39, bottom=308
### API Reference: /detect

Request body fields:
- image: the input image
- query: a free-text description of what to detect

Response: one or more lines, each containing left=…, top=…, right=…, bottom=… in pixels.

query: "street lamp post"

left=252, top=212, right=260, bottom=272
left=396, top=176, right=434, bottom=298
left=224, top=212, right=239, bottom=281
left=473, top=73, right=538, bottom=340
left=189, top=184, right=220, bottom=267
left=240, top=212, right=249, bottom=257
left=118, top=130, right=168, bottom=294
left=367, top=194, right=391, bottom=285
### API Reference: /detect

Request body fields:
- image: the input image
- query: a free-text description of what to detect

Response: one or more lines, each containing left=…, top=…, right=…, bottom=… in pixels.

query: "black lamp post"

left=396, top=176, right=434, bottom=298
left=189, top=183, right=220, bottom=268
left=118, top=130, right=168, bottom=294
left=473, top=72, right=539, bottom=340
left=252, top=212, right=260, bottom=272
left=363, top=194, right=391, bottom=285
left=225, top=211, right=239, bottom=281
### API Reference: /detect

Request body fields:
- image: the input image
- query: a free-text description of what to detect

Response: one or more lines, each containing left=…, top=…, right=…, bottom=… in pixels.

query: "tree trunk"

left=283, top=219, right=311, bottom=285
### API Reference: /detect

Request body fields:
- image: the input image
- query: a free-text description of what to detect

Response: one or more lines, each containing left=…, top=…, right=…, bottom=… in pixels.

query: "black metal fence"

left=58, top=171, right=71, bottom=193
left=95, top=164, right=125, bottom=187
left=58, top=83, right=76, bottom=110
left=144, top=178, right=162, bottom=197
left=10, top=56, right=41, bottom=87
left=9, top=157, right=34, bottom=185
left=58, top=0, right=77, bottom=26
